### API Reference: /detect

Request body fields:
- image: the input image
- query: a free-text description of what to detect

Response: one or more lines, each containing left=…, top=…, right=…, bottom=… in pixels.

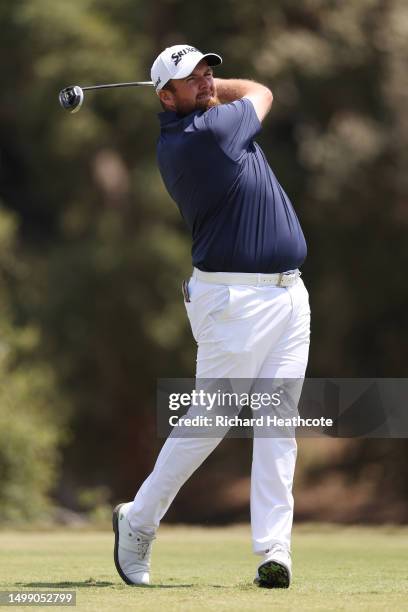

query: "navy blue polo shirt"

left=157, top=98, right=306, bottom=273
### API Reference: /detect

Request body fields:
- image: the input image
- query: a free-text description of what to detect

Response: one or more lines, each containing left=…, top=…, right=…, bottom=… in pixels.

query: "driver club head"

left=58, top=86, right=84, bottom=113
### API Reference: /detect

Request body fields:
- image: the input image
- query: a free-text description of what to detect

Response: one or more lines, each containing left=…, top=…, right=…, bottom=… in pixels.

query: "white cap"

left=151, top=44, right=222, bottom=91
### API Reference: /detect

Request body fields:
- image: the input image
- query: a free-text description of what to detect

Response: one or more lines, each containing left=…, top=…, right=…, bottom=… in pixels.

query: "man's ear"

left=158, top=89, right=176, bottom=111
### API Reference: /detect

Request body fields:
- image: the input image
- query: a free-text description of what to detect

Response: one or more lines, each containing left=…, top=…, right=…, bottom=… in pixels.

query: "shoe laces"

left=134, top=535, right=153, bottom=560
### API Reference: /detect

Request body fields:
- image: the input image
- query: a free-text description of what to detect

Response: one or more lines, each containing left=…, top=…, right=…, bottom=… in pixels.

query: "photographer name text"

left=169, top=415, right=333, bottom=428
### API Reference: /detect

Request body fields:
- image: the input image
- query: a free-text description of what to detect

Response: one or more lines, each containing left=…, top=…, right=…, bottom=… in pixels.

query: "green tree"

left=0, top=207, right=63, bottom=521
left=1, top=0, right=407, bottom=521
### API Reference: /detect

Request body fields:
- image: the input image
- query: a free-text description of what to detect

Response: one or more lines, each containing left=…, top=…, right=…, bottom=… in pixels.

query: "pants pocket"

left=212, top=287, right=255, bottom=353
left=184, top=280, right=229, bottom=344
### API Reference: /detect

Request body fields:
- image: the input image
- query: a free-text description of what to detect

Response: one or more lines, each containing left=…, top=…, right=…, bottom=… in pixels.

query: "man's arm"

left=214, top=78, right=273, bottom=122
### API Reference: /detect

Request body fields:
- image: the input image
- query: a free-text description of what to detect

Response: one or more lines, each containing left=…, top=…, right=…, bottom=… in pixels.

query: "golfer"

left=113, top=44, right=310, bottom=589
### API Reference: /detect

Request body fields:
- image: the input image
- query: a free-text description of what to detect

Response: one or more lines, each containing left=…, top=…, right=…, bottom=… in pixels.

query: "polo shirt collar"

left=158, top=111, right=181, bottom=127
left=158, top=110, right=201, bottom=129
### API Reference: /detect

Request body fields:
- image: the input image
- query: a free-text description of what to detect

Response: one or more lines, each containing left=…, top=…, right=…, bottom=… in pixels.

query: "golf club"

left=58, top=81, right=154, bottom=113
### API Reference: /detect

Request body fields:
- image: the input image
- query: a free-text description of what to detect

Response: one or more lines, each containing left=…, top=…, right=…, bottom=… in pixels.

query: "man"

left=113, top=44, right=310, bottom=589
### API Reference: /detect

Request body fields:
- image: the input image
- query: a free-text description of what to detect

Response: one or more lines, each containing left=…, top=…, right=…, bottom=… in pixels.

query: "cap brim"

left=201, top=53, right=222, bottom=67
left=174, top=52, right=222, bottom=80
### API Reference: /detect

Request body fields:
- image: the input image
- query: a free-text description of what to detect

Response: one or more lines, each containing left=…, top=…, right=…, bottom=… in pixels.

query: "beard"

left=194, top=93, right=220, bottom=111
left=203, top=95, right=221, bottom=109
left=176, top=94, right=221, bottom=116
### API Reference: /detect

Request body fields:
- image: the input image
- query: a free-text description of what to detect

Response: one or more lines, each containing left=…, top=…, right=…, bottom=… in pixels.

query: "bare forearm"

left=214, top=78, right=272, bottom=104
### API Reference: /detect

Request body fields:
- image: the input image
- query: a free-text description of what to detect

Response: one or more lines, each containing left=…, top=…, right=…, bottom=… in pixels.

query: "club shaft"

left=81, top=81, right=154, bottom=91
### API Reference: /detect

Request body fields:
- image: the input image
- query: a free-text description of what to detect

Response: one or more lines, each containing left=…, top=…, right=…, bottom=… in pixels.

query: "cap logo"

left=171, top=46, right=198, bottom=66
left=154, top=76, right=161, bottom=88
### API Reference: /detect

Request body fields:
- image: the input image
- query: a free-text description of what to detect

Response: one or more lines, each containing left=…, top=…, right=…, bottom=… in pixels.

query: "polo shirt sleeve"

left=203, top=98, right=262, bottom=160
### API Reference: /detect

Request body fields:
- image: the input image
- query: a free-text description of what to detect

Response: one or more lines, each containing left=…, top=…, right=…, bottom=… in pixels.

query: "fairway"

left=0, top=525, right=407, bottom=611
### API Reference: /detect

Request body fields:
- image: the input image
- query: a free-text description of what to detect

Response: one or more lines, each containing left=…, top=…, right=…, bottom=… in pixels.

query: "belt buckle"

left=278, top=272, right=295, bottom=287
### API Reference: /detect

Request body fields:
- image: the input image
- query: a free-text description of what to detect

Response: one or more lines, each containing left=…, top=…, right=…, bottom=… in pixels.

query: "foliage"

left=0, top=208, right=64, bottom=521
left=0, top=0, right=407, bottom=518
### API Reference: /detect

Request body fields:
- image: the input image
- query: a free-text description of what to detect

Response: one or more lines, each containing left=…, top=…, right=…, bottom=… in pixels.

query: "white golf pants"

left=129, top=272, right=310, bottom=554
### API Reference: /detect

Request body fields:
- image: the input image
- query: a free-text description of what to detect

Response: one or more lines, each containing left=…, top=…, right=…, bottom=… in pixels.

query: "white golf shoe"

left=112, top=502, right=155, bottom=585
left=254, top=544, right=292, bottom=588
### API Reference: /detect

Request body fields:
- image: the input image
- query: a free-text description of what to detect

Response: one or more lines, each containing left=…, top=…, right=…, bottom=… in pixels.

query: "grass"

left=0, top=524, right=407, bottom=611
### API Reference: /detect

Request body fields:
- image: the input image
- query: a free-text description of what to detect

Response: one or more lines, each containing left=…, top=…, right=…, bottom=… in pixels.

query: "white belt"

left=193, top=268, right=301, bottom=288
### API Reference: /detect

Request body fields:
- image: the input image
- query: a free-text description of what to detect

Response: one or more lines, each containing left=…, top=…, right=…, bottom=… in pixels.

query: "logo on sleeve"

left=171, top=47, right=198, bottom=66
